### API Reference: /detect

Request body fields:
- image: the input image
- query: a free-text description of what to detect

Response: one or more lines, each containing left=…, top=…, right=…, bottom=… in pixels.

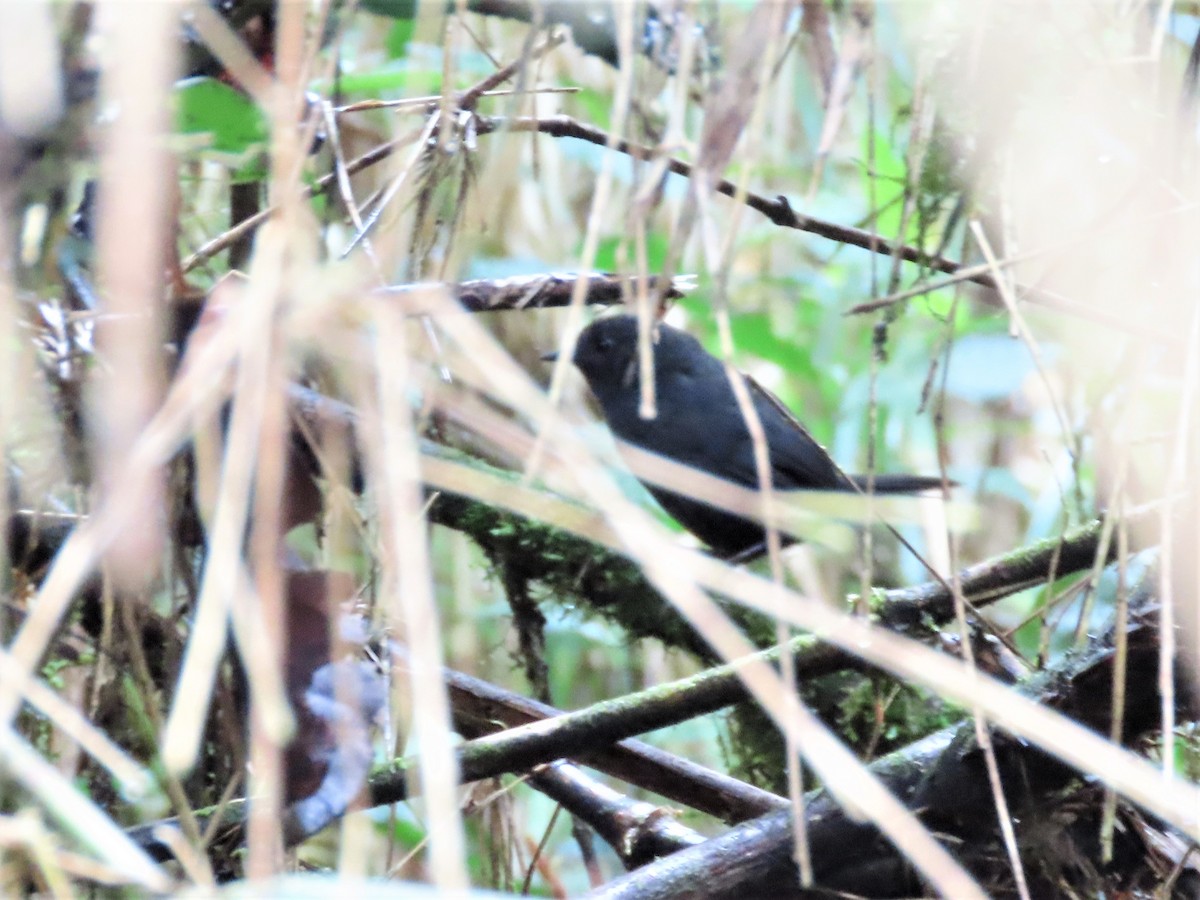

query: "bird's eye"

left=597, top=336, right=614, bottom=351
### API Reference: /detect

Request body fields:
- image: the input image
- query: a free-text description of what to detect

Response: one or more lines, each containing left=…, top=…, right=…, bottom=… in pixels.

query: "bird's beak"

left=540, top=350, right=558, bottom=362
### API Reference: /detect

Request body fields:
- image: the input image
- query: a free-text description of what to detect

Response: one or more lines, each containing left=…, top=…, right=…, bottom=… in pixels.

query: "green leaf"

left=174, top=77, right=268, bottom=182
left=175, top=77, right=268, bottom=156
left=326, top=63, right=439, bottom=97
left=571, top=87, right=611, bottom=131
left=592, top=232, right=669, bottom=273
left=384, top=17, right=415, bottom=59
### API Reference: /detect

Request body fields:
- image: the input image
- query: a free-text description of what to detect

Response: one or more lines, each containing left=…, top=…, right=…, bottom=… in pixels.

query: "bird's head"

left=570, top=315, right=646, bottom=393
left=544, top=314, right=699, bottom=408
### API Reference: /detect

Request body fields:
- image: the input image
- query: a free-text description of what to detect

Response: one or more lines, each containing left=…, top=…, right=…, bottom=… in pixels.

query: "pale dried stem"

left=92, top=0, right=174, bottom=587
left=437, top=441, right=1200, bottom=839
left=424, top=283, right=986, bottom=894
left=532, top=0, right=639, bottom=479
left=371, top=297, right=469, bottom=887
left=0, top=730, right=171, bottom=891
left=0, top=646, right=151, bottom=795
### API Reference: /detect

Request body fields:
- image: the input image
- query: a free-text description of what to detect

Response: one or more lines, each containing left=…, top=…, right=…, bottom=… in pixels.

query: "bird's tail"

left=849, top=473, right=951, bottom=494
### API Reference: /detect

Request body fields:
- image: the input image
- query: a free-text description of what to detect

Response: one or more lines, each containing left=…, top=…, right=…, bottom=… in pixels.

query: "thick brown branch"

left=878, top=516, right=1113, bottom=627
left=376, top=272, right=690, bottom=313
left=473, top=114, right=981, bottom=286
left=586, top=595, right=1179, bottom=899
left=183, top=98, right=983, bottom=302
left=528, top=761, right=707, bottom=869
left=441, top=660, right=788, bottom=824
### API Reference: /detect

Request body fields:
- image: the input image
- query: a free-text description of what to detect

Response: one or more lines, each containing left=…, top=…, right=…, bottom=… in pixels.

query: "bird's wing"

left=743, top=373, right=853, bottom=491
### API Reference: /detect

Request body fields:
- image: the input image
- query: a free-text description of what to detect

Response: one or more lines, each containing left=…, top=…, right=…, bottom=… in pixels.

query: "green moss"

left=728, top=670, right=966, bottom=793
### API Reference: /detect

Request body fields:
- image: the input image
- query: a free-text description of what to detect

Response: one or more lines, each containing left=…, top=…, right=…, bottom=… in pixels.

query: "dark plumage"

left=563, top=315, right=946, bottom=559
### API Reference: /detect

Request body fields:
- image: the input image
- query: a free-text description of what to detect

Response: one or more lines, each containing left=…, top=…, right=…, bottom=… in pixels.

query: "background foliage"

left=2, top=1, right=1199, bottom=897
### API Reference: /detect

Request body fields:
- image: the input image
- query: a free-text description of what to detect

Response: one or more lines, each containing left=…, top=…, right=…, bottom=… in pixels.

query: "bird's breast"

left=601, top=393, right=753, bottom=486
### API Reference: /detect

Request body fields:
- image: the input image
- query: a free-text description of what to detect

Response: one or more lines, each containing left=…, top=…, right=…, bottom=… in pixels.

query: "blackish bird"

left=551, top=314, right=947, bottom=559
